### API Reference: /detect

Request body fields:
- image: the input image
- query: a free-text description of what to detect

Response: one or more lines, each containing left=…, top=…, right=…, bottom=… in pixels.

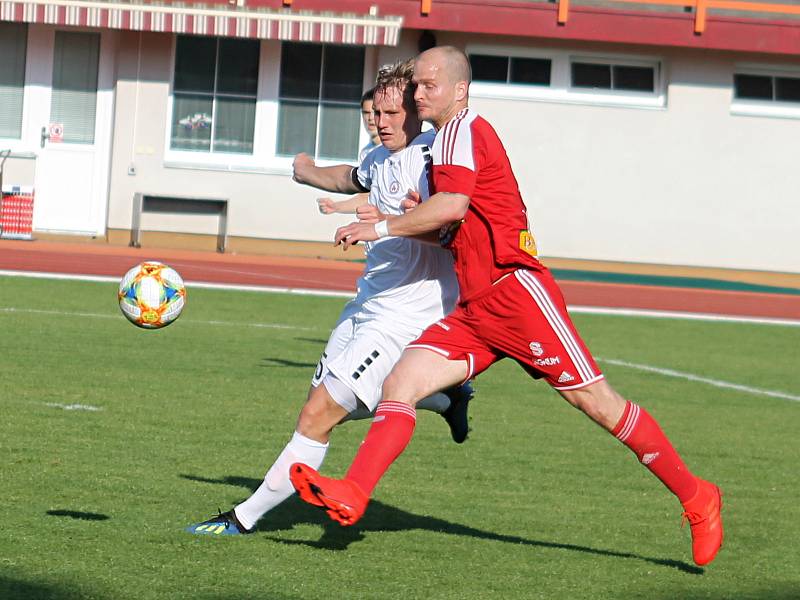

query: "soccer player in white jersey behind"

left=187, top=59, right=473, bottom=535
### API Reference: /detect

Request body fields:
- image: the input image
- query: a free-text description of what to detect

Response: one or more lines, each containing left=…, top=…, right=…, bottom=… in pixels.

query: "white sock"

left=234, top=431, right=328, bottom=530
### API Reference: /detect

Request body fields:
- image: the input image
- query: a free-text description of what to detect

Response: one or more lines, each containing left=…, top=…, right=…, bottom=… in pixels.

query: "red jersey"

left=432, top=108, right=544, bottom=303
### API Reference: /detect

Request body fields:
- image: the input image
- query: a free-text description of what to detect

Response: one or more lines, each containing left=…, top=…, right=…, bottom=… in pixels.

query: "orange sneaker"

left=290, top=463, right=369, bottom=526
left=681, top=478, right=723, bottom=566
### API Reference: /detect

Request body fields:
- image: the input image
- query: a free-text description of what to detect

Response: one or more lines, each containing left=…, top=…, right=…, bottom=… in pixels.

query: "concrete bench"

left=130, top=193, right=229, bottom=253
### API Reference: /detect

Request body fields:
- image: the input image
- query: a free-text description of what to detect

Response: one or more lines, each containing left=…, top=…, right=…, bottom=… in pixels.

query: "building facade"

left=1, top=0, right=799, bottom=272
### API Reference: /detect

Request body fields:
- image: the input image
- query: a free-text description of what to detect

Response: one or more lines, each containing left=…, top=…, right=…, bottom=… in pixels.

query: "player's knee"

left=381, top=371, right=417, bottom=405
left=561, top=381, right=626, bottom=430
left=296, top=393, right=342, bottom=438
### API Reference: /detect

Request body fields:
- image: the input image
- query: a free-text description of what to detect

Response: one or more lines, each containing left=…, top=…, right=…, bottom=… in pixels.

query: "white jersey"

left=351, top=129, right=458, bottom=329
left=313, top=130, right=459, bottom=409
left=358, top=140, right=380, bottom=164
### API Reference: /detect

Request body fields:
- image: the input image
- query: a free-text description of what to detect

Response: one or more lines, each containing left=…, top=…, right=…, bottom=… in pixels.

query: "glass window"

left=734, top=74, right=773, bottom=100
left=572, top=63, right=612, bottom=89
left=613, top=65, right=654, bottom=92
left=470, top=55, right=508, bottom=83
left=50, top=31, right=100, bottom=144
left=171, top=35, right=259, bottom=154
left=0, top=23, right=27, bottom=140
left=510, top=57, right=551, bottom=86
left=277, top=42, right=365, bottom=161
left=776, top=77, right=800, bottom=102
left=572, top=61, right=656, bottom=93
left=469, top=54, right=551, bottom=86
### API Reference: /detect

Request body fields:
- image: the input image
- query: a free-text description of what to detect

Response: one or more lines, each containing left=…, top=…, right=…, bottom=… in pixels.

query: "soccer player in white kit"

left=187, top=60, right=471, bottom=535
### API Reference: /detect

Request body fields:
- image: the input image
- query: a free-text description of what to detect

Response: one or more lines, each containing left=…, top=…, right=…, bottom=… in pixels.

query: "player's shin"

left=612, top=401, right=698, bottom=502
left=344, top=401, right=417, bottom=496
left=234, top=431, right=328, bottom=530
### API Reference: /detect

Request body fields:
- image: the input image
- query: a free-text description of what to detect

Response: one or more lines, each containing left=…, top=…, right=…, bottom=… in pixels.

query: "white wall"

left=105, top=31, right=800, bottom=273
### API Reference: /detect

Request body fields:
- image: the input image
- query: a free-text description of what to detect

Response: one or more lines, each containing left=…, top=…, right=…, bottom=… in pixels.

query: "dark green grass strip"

left=551, top=268, right=800, bottom=295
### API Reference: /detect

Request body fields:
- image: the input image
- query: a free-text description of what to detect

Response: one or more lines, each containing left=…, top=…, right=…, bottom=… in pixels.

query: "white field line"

left=0, top=269, right=354, bottom=298
left=599, top=357, right=800, bottom=403
left=569, top=305, right=800, bottom=328
left=45, top=402, right=103, bottom=411
left=0, top=306, right=321, bottom=332
left=2, top=269, right=798, bottom=327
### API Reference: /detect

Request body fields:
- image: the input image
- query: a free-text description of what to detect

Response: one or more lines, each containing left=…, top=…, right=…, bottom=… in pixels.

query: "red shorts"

left=408, top=269, right=604, bottom=390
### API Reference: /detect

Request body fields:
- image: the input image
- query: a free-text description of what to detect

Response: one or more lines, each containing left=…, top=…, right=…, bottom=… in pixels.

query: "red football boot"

left=681, top=478, right=724, bottom=566
left=290, top=463, right=369, bottom=526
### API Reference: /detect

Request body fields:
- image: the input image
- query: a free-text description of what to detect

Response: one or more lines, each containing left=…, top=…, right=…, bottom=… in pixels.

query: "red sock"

left=345, top=401, right=416, bottom=496
left=612, top=401, right=698, bottom=503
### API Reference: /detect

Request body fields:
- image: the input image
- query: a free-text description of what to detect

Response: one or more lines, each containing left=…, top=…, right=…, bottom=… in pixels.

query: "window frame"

left=730, top=64, right=800, bottom=120
left=275, top=42, right=367, bottom=162
left=467, top=45, right=666, bottom=110
left=165, top=37, right=374, bottom=174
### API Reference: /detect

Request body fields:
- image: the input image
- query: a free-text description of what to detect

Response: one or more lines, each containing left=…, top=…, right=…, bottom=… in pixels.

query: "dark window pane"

left=321, top=46, right=365, bottom=102
left=775, top=77, right=800, bottom=102
left=734, top=74, right=773, bottom=100
left=614, top=65, right=654, bottom=92
left=318, top=103, right=360, bottom=160
left=510, top=57, right=551, bottom=86
left=214, top=96, right=256, bottom=153
left=276, top=100, right=317, bottom=156
left=469, top=54, right=508, bottom=83
left=279, top=43, right=322, bottom=99
left=174, top=36, right=216, bottom=93
left=0, top=22, right=27, bottom=139
left=572, top=63, right=611, bottom=89
left=217, top=39, right=259, bottom=96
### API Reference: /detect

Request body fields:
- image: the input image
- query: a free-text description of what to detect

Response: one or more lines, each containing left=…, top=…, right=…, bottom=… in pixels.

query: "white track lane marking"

left=1, top=270, right=798, bottom=327
left=598, top=357, right=800, bottom=403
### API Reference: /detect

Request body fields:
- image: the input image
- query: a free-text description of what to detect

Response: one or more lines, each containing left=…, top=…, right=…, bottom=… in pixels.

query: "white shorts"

left=311, top=311, right=426, bottom=412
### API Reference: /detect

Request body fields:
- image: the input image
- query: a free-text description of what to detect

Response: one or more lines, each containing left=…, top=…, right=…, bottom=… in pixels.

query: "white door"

left=26, top=27, right=115, bottom=236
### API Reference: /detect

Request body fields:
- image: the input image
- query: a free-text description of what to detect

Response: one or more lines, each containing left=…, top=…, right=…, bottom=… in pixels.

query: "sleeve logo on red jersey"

left=519, top=230, right=538, bottom=257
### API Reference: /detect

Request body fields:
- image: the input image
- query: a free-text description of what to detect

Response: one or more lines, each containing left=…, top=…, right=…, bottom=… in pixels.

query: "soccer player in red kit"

left=290, top=46, right=723, bottom=567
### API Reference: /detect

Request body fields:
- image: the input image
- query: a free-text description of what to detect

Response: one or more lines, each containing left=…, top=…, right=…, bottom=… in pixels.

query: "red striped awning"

left=0, top=0, right=403, bottom=45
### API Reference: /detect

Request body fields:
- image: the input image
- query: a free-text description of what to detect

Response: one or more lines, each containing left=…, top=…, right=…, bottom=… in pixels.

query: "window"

left=171, top=35, right=259, bottom=154
left=734, top=73, right=800, bottom=103
left=470, top=54, right=551, bottom=86
left=468, top=46, right=664, bottom=110
left=276, top=42, right=365, bottom=161
left=50, top=31, right=100, bottom=144
left=572, top=62, right=655, bottom=92
left=0, top=22, right=27, bottom=139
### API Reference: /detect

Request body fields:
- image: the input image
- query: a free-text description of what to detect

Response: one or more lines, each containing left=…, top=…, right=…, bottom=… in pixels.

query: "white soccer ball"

left=118, top=261, right=186, bottom=329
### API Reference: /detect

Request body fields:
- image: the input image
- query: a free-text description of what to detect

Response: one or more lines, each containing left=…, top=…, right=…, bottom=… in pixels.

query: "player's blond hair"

left=374, top=58, right=416, bottom=111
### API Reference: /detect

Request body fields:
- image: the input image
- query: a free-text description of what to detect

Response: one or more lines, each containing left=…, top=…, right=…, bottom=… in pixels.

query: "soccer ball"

left=118, top=261, right=186, bottom=329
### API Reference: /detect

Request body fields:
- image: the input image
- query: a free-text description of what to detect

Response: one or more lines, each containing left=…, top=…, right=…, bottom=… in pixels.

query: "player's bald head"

left=416, top=46, right=471, bottom=85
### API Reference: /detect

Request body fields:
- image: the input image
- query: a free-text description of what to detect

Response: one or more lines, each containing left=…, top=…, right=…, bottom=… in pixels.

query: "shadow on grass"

left=260, top=357, right=316, bottom=369
left=181, top=473, right=703, bottom=575
left=0, top=576, right=87, bottom=600
left=46, top=509, right=110, bottom=521
left=293, top=337, right=329, bottom=345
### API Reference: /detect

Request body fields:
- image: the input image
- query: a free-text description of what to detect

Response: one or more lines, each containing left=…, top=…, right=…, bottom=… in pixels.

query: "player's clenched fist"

left=335, top=222, right=379, bottom=250
left=292, top=153, right=315, bottom=184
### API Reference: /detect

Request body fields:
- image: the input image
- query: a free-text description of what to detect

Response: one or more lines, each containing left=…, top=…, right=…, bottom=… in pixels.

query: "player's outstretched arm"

left=335, top=191, right=469, bottom=249
left=293, top=153, right=361, bottom=194
left=318, top=193, right=369, bottom=215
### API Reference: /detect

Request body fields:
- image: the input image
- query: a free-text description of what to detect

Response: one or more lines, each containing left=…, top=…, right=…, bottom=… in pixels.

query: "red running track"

left=1, top=240, right=798, bottom=321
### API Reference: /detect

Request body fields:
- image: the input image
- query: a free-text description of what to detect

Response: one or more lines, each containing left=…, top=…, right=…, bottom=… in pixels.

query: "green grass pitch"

left=1, top=275, right=799, bottom=599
